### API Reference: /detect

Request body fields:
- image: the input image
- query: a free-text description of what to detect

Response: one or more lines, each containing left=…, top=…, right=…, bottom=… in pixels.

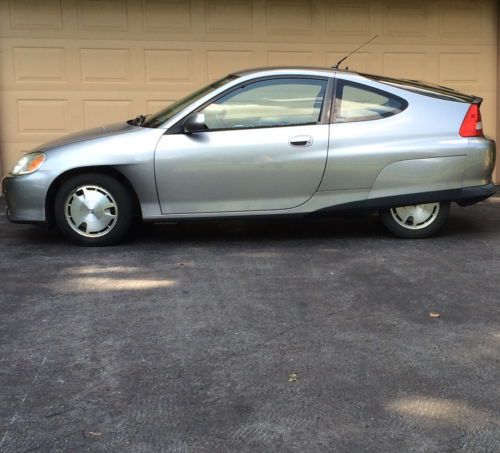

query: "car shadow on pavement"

left=4, top=201, right=499, bottom=247
left=7, top=215, right=490, bottom=247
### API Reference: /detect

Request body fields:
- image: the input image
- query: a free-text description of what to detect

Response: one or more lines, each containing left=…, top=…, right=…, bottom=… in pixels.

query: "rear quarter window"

left=360, top=73, right=478, bottom=103
left=333, top=80, right=408, bottom=123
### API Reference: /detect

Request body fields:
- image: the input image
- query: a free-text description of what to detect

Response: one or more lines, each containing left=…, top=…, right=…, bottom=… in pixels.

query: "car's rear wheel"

left=381, top=201, right=450, bottom=238
left=54, top=173, right=133, bottom=246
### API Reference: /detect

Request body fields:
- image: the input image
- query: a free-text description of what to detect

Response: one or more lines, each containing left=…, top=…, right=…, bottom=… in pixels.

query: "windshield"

left=141, top=75, right=239, bottom=128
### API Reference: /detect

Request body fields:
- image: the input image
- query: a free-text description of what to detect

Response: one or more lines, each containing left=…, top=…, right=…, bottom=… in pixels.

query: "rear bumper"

left=455, top=182, right=496, bottom=206
left=370, top=183, right=496, bottom=209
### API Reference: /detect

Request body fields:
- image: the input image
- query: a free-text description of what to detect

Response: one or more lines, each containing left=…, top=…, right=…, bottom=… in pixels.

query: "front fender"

left=42, top=126, right=165, bottom=217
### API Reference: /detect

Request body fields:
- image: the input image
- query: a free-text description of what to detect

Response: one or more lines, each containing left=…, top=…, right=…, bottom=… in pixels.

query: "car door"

left=154, top=76, right=331, bottom=214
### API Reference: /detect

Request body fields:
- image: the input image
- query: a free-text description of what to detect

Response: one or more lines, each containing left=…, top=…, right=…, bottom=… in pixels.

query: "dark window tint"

left=361, top=73, right=476, bottom=103
left=334, top=80, right=407, bottom=123
left=202, top=78, right=328, bottom=130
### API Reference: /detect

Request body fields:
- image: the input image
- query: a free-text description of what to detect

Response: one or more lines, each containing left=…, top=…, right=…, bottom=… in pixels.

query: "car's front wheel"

left=54, top=173, right=134, bottom=246
left=381, top=201, right=450, bottom=238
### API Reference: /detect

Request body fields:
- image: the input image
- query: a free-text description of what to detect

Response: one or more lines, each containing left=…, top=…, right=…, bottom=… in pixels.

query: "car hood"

left=32, top=122, right=139, bottom=152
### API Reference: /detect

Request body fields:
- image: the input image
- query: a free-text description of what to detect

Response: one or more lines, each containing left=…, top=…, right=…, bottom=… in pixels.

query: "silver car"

left=2, top=67, right=496, bottom=246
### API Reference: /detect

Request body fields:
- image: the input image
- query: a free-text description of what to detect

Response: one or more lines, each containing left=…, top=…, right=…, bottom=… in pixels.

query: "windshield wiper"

left=132, top=114, right=149, bottom=126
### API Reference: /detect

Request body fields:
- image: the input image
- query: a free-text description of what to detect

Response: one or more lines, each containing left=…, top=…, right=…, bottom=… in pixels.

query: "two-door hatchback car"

left=2, top=67, right=496, bottom=245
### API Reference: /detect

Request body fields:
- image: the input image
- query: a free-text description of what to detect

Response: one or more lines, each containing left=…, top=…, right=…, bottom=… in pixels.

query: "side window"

left=201, top=78, right=328, bottom=131
left=334, top=80, right=407, bottom=123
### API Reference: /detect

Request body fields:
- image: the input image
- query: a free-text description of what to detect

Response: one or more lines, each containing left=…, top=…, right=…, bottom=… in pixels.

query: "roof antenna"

left=332, top=35, right=378, bottom=70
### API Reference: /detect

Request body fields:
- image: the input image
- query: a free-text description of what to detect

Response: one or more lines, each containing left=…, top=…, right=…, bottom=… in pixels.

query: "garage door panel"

left=17, top=99, right=68, bottom=133
left=13, top=47, right=65, bottom=82
left=2, top=1, right=496, bottom=45
left=80, top=48, right=130, bottom=83
left=439, top=49, right=497, bottom=88
left=1, top=94, right=67, bottom=141
left=383, top=52, right=428, bottom=80
left=205, top=0, right=253, bottom=34
left=383, top=2, right=428, bottom=37
left=438, top=0, right=498, bottom=42
left=0, top=0, right=497, bottom=177
left=326, top=2, right=372, bottom=36
left=206, top=50, right=255, bottom=81
left=83, top=100, right=134, bottom=129
left=265, top=0, right=313, bottom=34
left=77, top=0, right=129, bottom=32
left=8, top=0, right=64, bottom=31
left=1, top=91, right=141, bottom=140
left=141, top=0, right=193, bottom=34
left=144, top=49, right=194, bottom=83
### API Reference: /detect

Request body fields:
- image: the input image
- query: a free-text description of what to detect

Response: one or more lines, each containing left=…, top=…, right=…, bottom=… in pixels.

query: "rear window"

left=334, top=80, right=407, bottom=123
left=361, top=73, right=479, bottom=103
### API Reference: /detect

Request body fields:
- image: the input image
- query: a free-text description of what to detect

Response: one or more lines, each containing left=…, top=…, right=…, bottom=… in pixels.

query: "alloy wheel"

left=389, top=203, right=440, bottom=230
left=64, top=185, right=118, bottom=237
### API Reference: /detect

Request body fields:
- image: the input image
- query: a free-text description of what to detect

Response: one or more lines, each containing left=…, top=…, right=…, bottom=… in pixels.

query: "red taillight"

left=459, top=104, right=483, bottom=137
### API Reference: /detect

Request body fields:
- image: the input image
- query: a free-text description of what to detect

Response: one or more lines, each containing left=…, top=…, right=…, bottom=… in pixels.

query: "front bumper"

left=2, top=173, right=50, bottom=224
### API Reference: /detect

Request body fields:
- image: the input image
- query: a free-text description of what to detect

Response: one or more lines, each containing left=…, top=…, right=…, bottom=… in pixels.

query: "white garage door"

left=0, top=0, right=497, bottom=176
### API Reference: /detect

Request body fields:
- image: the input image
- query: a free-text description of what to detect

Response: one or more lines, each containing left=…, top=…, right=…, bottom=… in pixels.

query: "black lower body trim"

left=315, top=183, right=496, bottom=214
left=455, top=183, right=497, bottom=206
left=8, top=218, right=49, bottom=228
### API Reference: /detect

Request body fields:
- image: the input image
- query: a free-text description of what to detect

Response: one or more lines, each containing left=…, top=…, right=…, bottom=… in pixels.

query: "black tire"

left=54, top=173, right=134, bottom=246
left=381, top=201, right=450, bottom=239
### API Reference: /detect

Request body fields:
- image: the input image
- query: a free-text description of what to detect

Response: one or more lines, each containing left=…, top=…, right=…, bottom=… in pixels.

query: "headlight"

left=10, top=153, right=46, bottom=175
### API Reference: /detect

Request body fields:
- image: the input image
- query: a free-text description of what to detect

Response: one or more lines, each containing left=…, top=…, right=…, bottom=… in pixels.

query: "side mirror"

left=184, top=113, right=207, bottom=133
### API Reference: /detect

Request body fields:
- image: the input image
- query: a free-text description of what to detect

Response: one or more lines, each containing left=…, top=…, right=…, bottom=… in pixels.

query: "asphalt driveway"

left=1, top=197, right=499, bottom=452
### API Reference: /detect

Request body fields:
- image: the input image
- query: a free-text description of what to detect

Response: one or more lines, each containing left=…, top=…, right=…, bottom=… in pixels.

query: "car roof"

left=231, top=66, right=477, bottom=104
left=232, top=66, right=341, bottom=77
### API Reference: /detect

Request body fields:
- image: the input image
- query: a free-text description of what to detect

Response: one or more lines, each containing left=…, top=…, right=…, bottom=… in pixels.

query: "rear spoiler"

left=361, top=73, right=482, bottom=104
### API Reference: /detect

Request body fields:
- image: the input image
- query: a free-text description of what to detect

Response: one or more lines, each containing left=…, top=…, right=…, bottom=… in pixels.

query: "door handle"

left=289, top=135, right=313, bottom=147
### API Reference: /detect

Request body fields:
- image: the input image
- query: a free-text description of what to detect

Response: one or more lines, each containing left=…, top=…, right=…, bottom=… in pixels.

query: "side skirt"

left=314, top=183, right=496, bottom=215
left=142, top=184, right=496, bottom=223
